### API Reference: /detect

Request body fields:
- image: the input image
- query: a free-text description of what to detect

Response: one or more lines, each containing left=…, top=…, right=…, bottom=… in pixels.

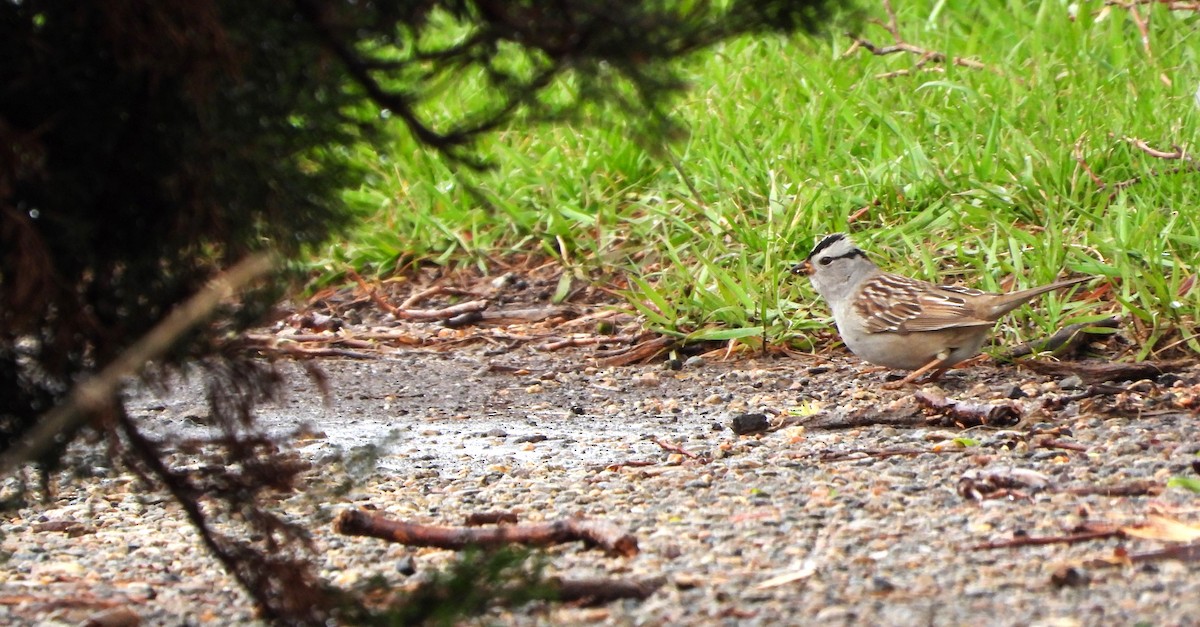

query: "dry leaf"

left=1121, top=515, right=1200, bottom=543
left=754, top=564, right=817, bottom=589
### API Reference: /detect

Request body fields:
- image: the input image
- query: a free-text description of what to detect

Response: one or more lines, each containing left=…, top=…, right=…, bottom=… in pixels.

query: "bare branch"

left=0, top=253, right=275, bottom=472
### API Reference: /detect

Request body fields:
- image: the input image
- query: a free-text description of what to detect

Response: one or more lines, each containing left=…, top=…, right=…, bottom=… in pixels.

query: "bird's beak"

left=790, top=261, right=814, bottom=277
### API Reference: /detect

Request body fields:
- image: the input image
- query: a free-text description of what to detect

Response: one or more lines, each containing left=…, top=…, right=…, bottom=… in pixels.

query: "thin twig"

left=1124, top=2, right=1154, bottom=60
left=1073, top=135, right=1106, bottom=189
left=1126, top=137, right=1192, bottom=161
left=843, top=0, right=993, bottom=77
left=1105, top=0, right=1200, bottom=13
left=334, top=509, right=640, bottom=557
left=972, top=527, right=1123, bottom=550
left=650, top=437, right=699, bottom=459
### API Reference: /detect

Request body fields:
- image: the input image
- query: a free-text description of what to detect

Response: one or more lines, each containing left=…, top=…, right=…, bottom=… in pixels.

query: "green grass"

left=309, top=0, right=1200, bottom=358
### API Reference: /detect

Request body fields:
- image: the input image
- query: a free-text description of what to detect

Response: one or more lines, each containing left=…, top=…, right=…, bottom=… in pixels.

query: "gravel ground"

left=2, top=345, right=1199, bottom=626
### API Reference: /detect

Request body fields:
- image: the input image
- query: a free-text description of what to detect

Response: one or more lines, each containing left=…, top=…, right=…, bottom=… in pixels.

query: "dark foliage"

left=335, top=547, right=553, bottom=625
left=0, top=0, right=838, bottom=623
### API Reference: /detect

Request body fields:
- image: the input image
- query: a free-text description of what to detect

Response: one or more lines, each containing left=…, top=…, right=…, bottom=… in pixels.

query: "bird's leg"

left=882, top=351, right=953, bottom=389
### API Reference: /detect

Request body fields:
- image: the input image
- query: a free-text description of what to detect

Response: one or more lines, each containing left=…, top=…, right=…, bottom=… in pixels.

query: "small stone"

left=1050, top=565, right=1090, bottom=588
left=729, top=413, right=770, bottom=435
left=1157, top=373, right=1182, bottom=386
left=490, top=272, right=516, bottom=289
left=871, top=576, right=897, bottom=593
left=84, top=606, right=141, bottom=627
left=636, top=371, right=661, bottom=386
left=1059, top=375, right=1084, bottom=390
left=396, top=555, right=417, bottom=576
left=1005, top=385, right=1027, bottom=399
left=683, top=355, right=704, bottom=369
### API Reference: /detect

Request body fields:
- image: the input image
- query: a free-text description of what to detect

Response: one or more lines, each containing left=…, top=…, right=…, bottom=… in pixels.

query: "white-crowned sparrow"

left=793, top=233, right=1091, bottom=387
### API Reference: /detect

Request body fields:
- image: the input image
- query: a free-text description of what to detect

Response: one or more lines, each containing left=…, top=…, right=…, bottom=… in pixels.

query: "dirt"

left=6, top=267, right=1200, bottom=625
left=117, top=342, right=1200, bottom=626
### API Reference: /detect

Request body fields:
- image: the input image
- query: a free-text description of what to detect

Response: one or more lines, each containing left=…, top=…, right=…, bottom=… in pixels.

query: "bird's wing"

left=855, top=273, right=995, bottom=334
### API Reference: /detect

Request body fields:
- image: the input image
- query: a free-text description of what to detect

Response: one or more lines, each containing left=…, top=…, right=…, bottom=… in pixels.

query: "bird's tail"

left=988, top=276, right=1093, bottom=318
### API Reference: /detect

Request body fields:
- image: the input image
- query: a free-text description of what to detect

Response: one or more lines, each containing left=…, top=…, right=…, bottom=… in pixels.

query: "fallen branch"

left=333, top=509, right=639, bottom=557
left=1000, top=317, right=1120, bottom=360
left=1017, top=359, right=1193, bottom=384
left=972, top=526, right=1123, bottom=550
left=818, top=447, right=961, bottom=462
left=0, top=253, right=275, bottom=472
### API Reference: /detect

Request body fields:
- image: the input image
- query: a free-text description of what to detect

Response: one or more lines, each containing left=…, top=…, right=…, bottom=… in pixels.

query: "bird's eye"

left=818, top=256, right=833, bottom=266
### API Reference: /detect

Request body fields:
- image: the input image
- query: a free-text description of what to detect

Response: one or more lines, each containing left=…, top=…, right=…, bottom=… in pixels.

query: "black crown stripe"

left=806, top=233, right=847, bottom=260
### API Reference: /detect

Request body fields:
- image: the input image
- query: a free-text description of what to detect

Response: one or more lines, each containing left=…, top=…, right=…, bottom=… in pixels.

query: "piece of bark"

left=334, top=509, right=639, bottom=557
left=464, top=511, right=519, bottom=526
left=915, top=390, right=1022, bottom=427
left=798, top=406, right=925, bottom=430
left=1060, top=480, right=1163, bottom=498
left=972, top=527, right=1123, bottom=550
left=1017, top=358, right=1193, bottom=384
left=476, top=306, right=579, bottom=325
left=1000, top=317, right=1120, bottom=360
left=552, top=576, right=665, bottom=605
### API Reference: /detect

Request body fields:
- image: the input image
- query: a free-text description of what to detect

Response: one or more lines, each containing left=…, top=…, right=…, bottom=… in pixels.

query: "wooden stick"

left=333, top=510, right=639, bottom=557
left=914, top=390, right=1022, bottom=427
left=972, top=527, right=1123, bottom=550
left=552, top=576, right=665, bottom=605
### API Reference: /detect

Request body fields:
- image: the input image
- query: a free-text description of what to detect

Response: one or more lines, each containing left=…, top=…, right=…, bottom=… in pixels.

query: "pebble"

left=3, top=354, right=1195, bottom=625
